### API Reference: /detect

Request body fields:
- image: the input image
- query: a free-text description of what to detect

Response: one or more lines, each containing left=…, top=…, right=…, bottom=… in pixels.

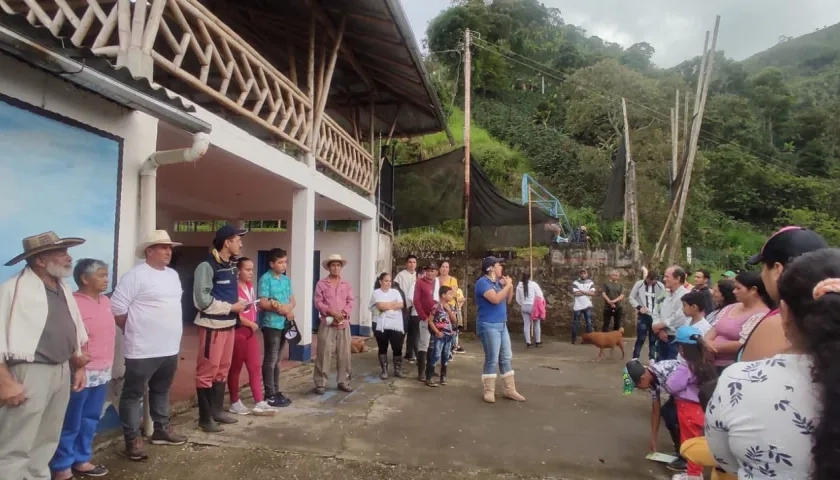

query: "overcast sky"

left=404, top=0, right=840, bottom=68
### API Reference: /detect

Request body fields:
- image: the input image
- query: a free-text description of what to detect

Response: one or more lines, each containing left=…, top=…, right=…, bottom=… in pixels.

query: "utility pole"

left=463, top=28, right=472, bottom=330
left=672, top=90, right=679, bottom=184
left=622, top=98, right=640, bottom=264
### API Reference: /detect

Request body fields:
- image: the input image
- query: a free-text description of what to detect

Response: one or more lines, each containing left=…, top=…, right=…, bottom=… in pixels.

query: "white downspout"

left=136, top=132, right=210, bottom=437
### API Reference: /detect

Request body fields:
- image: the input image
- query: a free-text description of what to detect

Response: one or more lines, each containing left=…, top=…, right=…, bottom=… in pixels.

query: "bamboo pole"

left=528, top=186, right=533, bottom=278
left=463, top=28, right=472, bottom=332
left=622, top=98, right=640, bottom=264
left=672, top=90, right=679, bottom=183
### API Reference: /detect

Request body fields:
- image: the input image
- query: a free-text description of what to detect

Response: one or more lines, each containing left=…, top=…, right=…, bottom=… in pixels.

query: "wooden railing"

left=0, top=0, right=374, bottom=194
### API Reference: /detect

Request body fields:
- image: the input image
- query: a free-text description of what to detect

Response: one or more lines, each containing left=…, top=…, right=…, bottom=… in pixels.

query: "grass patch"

left=393, top=231, right=464, bottom=258
left=513, top=245, right=550, bottom=260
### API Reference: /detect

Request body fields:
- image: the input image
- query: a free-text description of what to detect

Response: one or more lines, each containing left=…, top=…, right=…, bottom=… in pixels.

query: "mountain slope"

left=741, top=22, right=840, bottom=76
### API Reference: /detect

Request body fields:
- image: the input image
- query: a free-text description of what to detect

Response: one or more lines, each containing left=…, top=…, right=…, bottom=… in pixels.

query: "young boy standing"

left=680, top=291, right=713, bottom=336
left=425, top=286, right=456, bottom=387
left=257, top=248, right=296, bottom=408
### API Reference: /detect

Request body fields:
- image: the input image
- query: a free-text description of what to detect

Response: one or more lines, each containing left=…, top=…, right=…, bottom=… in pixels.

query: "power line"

left=468, top=34, right=819, bottom=178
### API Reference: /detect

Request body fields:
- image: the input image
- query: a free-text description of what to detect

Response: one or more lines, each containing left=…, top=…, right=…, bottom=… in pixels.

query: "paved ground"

left=95, top=336, right=672, bottom=480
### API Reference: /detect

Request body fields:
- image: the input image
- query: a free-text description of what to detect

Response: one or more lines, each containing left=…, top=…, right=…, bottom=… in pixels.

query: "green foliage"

left=393, top=232, right=463, bottom=258
left=513, top=245, right=550, bottom=260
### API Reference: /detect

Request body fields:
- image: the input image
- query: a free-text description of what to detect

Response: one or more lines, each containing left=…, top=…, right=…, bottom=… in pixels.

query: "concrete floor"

left=96, top=336, right=672, bottom=480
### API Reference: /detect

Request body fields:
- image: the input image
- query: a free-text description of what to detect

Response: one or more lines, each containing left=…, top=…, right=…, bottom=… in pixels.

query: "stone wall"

left=395, top=245, right=642, bottom=339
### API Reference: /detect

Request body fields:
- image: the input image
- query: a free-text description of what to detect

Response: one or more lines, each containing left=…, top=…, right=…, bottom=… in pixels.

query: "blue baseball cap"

left=214, top=225, right=248, bottom=242
left=480, top=256, right=504, bottom=273
left=673, top=325, right=702, bottom=344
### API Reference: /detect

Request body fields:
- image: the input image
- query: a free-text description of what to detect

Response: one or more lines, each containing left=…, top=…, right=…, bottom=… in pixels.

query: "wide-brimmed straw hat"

left=322, top=253, right=348, bottom=270
left=5, top=231, right=86, bottom=266
left=136, top=230, right=182, bottom=258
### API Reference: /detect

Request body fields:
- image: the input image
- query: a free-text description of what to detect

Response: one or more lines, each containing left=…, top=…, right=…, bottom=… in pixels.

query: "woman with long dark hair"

left=706, top=279, right=736, bottom=326
left=706, top=248, right=840, bottom=479
left=515, top=272, right=545, bottom=348
left=370, top=272, right=405, bottom=379
left=704, top=272, right=773, bottom=373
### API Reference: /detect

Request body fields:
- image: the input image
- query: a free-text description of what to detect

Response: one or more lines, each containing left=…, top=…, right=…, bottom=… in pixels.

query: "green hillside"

left=742, top=23, right=840, bottom=76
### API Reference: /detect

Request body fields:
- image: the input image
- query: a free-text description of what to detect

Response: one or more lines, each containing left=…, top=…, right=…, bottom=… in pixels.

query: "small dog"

left=580, top=327, right=625, bottom=361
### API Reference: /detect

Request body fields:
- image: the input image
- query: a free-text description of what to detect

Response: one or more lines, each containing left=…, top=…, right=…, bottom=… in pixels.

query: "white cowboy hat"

left=136, top=230, right=182, bottom=258
left=322, top=253, right=348, bottom=270
left=5, top=231, right=86, bottom=266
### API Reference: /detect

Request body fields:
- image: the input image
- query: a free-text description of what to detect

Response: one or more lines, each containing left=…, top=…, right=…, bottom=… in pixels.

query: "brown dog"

left=580, top=327, right=625, bottom=361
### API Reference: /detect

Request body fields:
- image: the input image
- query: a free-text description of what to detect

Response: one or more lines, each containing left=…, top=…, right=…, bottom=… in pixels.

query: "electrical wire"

left=468, top=34, right=819, bottom=178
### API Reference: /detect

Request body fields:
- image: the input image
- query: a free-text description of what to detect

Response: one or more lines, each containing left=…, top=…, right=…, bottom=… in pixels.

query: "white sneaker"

left=252, top=401, right=277, bottom=416
left=229, top=400, right=251, bottom=415
left=671, top=473, right=687, bottom=480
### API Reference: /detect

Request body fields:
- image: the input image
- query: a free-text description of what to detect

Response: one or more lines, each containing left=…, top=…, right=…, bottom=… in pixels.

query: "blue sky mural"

left=0, top=98, right=120, bottom=285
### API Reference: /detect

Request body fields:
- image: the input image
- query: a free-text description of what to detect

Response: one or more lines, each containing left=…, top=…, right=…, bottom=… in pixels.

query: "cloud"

left=408, top=0, right=840, bottom=67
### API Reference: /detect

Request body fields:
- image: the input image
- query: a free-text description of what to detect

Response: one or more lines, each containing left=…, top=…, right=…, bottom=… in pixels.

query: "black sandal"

left=71, top=465, right=109, bottom=477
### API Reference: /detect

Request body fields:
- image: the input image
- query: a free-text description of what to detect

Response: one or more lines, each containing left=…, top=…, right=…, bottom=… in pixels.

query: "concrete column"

left=356, top=217, right=376, bottom=337
left=289, top=187, right=315, bottom=361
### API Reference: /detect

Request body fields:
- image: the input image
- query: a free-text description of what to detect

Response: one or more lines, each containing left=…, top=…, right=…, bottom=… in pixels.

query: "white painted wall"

left=0, top=54, right=158, bottom=282
left=167, top=229, right=369, bottom=326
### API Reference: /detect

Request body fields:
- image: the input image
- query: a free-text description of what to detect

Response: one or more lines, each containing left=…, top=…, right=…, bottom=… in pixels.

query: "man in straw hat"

left=192, top=225, right=249, bottom=433
left=110, top=230, right=187, bottom=461
left=313, top=254, right=355, bottom=395
left=0, top=231, right=89, bottom=479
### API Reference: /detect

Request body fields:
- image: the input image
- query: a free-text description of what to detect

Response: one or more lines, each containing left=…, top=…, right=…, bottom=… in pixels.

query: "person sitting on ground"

left=739, top=226, right=828, bottom=362
left=704, top=272, right=772, bottom=374
left=313, top=254, right=355, bottom=395
left=705, top=279, right=736, bottom=326
left=515, top=272, right=545, bottom=348
left=50, top=259, right=115, bottom=480
left=665, top=326, right=718, bottom=480
left=228, top=257, right=276, bottom=416
left=625, top=358, right=686, bottom=473
left=0, top=232, right=89, bottom=479
left=426, top=286, right=457, bottom=387
left=629, top=270, right=664, bottom=361
left=706, top=248, right=840, bottom=479
left=256, top=248, right=295, bottom=409
left=370, top=272, right=405, bottom=380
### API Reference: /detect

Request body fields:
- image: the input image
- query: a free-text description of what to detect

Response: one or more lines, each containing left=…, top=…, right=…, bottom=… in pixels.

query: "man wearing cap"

left=721, top=271, right=735, bottom=281
left=313, top=254, right=355, bottom=395
left=0, top=232, right=89, bottom=479
left=111, top=230, right=187, bottom=460
left=740, top=226, right=828, bottom=362
left=192, top=226, right=249, bottom=433
left=651, top=266, right=691, bottom=361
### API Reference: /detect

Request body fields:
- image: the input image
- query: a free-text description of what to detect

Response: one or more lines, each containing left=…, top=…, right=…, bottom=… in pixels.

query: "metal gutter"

left=383, top=0, right=455, bottom=145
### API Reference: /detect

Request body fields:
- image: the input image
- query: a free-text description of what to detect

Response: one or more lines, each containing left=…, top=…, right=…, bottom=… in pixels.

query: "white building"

left=0, top=0, right=450, bottom=408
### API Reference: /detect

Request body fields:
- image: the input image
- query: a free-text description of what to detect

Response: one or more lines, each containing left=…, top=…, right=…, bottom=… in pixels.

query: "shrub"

left=393, top=232, right=464, bottom=258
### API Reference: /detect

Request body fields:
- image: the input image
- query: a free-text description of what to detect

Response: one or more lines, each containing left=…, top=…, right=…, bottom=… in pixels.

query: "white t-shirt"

left=690, top=318, right=713, bottom=336
left=370, top=288, right=403, bottom=333
left=706, top=354, right=817, bottom=479
left=572, top=279, right=595, bottom=311
left=111, top=262, right=184, bottom=359
left=515, top=280, right=544, bottom=307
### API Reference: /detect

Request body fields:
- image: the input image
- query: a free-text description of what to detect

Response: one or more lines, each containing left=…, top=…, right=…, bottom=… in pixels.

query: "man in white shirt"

left=394, top=256, right=418, bottom=362
left=110, top=231, right=186, bottom=462
left=629, top=271, right=665, bottom=361
left=651, top=265, right=690, bottom=362
left=571, top=269, right=596, bottom=344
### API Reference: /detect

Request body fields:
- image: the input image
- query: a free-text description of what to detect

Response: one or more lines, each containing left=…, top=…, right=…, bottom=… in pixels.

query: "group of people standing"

left=625, top=226, right=840, bottom=480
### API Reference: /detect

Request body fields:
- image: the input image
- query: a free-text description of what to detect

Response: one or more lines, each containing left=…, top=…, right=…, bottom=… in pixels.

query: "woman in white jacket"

left=515, top=272, right=544, bottom=348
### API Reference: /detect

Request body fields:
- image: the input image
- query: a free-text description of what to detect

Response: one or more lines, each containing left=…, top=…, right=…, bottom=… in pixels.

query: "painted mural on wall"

left=0, top=97, right=121, bottom=284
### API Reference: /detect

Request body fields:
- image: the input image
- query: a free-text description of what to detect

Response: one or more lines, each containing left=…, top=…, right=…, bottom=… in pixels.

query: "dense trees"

left=415, top=0, right=840, bottom=253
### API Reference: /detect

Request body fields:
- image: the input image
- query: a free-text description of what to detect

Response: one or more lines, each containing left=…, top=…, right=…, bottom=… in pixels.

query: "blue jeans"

left=50, top=383, right=108, bottom=471
left=655, top=336, right=679, bottom=361
left=426, top=334, right=454, bottom=380
left=571, top=308, right=593, bottom=342
left=632, top=313, right=657, bottom=360
left=478, top=322, right=512, bottom=376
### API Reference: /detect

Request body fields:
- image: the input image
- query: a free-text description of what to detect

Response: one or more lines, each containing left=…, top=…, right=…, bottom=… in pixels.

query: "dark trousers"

left=655, top=336, right=679, bottom=361
left=571, top=308, right=593, bottom=343
left=660, top=396, right=681, bottom=454
left=632, top=313, right=657, bottom=360
left=404, top=315, right=420, bottom=360
left=374, top=329, right=405, bottom=356
left=262, top=327, right=287, bottom=398
left=601, top=307, right=623, bottom=332
left=119, top=355, right=179, bottom=440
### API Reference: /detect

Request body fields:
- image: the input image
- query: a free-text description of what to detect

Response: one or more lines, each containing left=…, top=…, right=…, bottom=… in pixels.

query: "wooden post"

left=528, top=186, right=533, bottom=278
left=463, top=28, right=472, bottom=332
left=622, top=98, right=640, bottom=264
left=621, top=99, right=630, bottom=249
left=672, top=90, right=679, bottom=183
left=305, top=11, right=316, bottom=166
left=668, top=16, right=720, bottom=265
left=311, top=14, right=346, bottom=147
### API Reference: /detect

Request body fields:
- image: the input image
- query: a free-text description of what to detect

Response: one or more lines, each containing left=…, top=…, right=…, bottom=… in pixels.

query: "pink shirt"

left=238, top=282, right=257, bottom=324
left=73, top=292, right=116, bottom=372
left=712, top=303, right=769, bottom=367
left=314, top=277, right=354, bottom=329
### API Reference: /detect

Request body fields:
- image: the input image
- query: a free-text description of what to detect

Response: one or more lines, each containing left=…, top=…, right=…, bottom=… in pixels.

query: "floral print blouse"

left=705, top=354, right=818, bottom=479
